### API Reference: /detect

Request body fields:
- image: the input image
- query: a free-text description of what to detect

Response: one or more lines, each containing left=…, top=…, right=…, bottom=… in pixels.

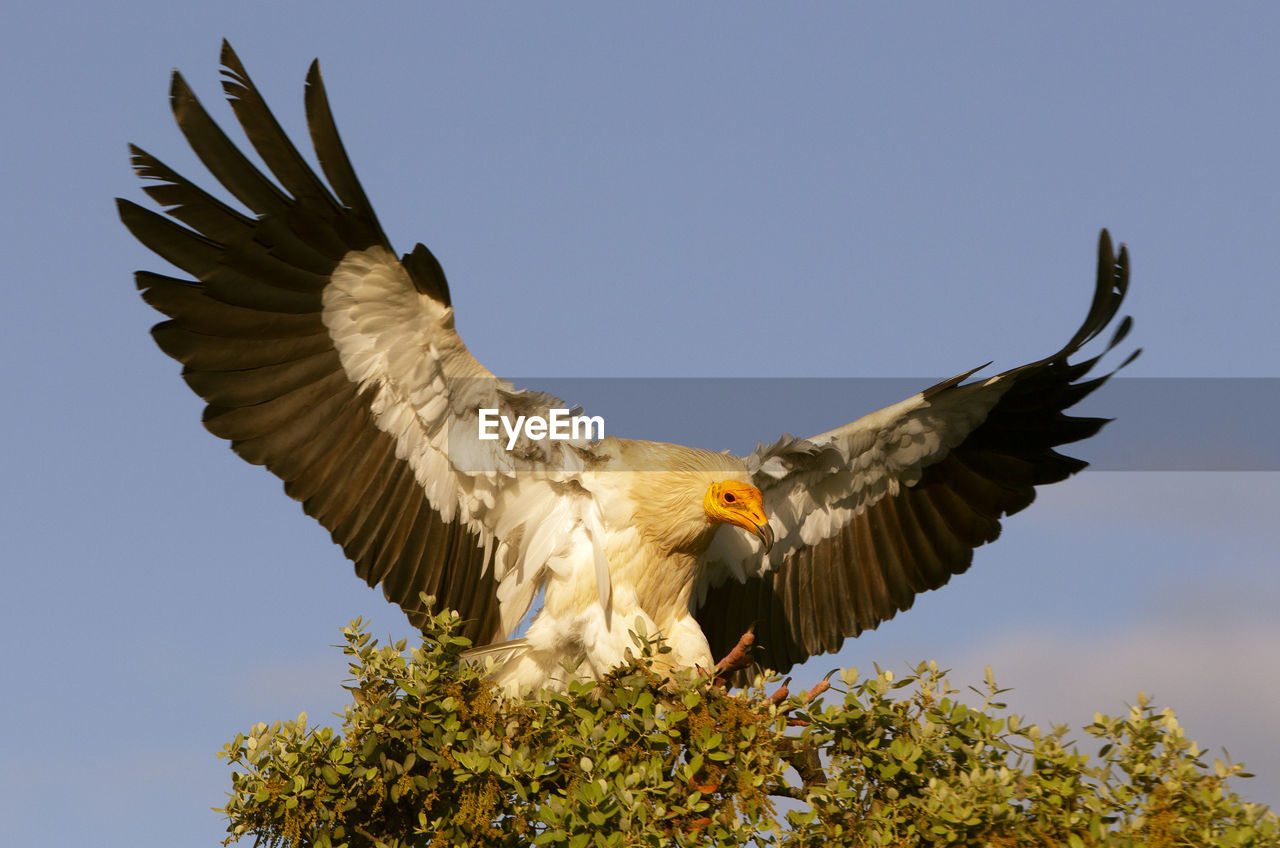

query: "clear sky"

left=2, top=3, right=1277, bottom=845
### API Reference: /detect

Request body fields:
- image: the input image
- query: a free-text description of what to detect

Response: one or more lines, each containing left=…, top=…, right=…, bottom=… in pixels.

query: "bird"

left=120, top=43, right=1137, bottom=694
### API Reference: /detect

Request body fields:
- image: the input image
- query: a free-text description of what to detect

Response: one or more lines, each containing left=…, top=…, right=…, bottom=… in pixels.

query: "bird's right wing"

left=119, top=43, right=607, bottom=644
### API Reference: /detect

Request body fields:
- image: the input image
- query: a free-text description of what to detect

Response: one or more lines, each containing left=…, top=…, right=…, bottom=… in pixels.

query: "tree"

left=219, top=603, right=1278, bottom=847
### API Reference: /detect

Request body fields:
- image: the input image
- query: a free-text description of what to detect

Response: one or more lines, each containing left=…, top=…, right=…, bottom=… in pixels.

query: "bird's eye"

left=724, top=492, right=736, bottom=504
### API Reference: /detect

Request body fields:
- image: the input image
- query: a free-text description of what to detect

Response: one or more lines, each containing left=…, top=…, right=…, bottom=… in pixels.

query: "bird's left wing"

left=119, top=44, right=605, bottom=644
left=696, top=231, right=1137, bottom=677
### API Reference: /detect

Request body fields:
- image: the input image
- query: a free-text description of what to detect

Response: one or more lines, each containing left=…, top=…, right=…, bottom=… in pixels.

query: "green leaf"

left=217, top=616, right=1280, bottom=846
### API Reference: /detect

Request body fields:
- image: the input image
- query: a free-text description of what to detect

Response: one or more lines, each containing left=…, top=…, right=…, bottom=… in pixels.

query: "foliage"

left=219, top=605, right=1277, bottom=847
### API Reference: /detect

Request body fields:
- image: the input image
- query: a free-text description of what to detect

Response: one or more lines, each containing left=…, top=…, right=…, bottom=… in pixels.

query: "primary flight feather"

left=121, top=44, right=1136, bottom=693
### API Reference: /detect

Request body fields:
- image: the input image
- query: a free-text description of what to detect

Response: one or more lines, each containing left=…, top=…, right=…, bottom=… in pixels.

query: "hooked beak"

left=753, top=521, right=774, bottom=554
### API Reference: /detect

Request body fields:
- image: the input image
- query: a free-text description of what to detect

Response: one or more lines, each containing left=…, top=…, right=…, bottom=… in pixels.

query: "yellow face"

left=703, top=481, right=774, bottom=552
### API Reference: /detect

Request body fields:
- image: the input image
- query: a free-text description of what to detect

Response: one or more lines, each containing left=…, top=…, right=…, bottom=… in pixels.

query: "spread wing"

left=695, top=231, right=1137, bottom=676
left=119, top=42, right=606, bottom=644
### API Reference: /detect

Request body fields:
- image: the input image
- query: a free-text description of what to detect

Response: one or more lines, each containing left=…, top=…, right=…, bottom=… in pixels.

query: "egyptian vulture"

left=120, top=44, right=1136, bottom=693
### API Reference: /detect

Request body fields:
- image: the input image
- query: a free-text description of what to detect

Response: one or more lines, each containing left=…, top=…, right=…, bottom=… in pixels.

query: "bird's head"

left=703, top=481, right=774, bottom=553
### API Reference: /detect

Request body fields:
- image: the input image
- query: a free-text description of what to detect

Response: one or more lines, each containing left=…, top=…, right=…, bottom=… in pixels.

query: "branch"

left=778, top=736, right=827, bottom=790
left=763, top=781, right=808, bottom=801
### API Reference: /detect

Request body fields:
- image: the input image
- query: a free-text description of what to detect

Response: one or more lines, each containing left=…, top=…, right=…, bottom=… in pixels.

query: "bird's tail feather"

left=462, top=637, right=531, bottom=668
left=462, top=638, right=584, bottom=694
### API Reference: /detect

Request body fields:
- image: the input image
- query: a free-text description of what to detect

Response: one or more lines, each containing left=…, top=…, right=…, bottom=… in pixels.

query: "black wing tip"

left=1110, top=314, right=1133, bottom=348
left=168, top=68, right=193, bottom=104
left=303, top=60, right=329, bottom=124
left=116, top=196, right=154, bottom=231
left=218, top=40, right=322, bottom=86
left=117, top=199, right=160, bottom=251
left=219, top=42, right=250, bottom=94
left=126, top=144, right=167, bottom=182
left=403, top=243, right=453, bottom=305
left=304, top=58, right=326, bottom=103
left=1095, top=229, right=1135, bottom=358
left=1099, top=227, right=1129, bottom=261
left=1051, top=227, right=1135, bottom=364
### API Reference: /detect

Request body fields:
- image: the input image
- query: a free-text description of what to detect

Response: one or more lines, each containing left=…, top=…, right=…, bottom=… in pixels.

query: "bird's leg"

left=709, top=626, right=831, bottom=711
left=712, top=625, right=756, bottom=686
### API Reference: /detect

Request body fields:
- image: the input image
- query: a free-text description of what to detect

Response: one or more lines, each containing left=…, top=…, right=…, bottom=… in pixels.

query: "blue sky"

left=3, top=3, right=1277, bottom=845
